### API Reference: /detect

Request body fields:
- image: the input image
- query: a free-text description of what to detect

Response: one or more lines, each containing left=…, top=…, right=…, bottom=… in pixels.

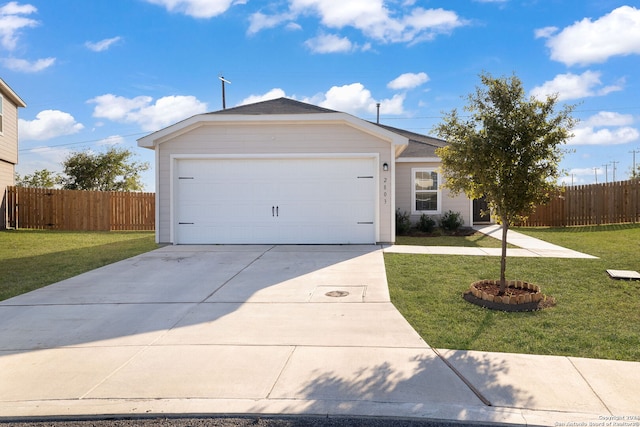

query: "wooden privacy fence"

left=5, top=186, right=155, bottom=231
left=518, top=179, right=640, bottom=227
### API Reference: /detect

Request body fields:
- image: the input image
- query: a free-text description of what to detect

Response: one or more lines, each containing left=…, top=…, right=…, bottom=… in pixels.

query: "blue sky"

left=2, top=0, right=640, bottom=191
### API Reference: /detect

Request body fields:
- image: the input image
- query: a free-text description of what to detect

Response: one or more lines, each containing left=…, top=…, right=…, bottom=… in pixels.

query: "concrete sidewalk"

left=0, top=243, right=636, bottom=426
left=385, top=225, right=599, bottom=258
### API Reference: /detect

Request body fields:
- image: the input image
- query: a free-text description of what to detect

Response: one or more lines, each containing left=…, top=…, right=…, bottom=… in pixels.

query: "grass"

left=396, top=232, right=506, bottom=248
left=0, top=229, right=158, bottom=301
left=386, top=223, right=640, bottom=361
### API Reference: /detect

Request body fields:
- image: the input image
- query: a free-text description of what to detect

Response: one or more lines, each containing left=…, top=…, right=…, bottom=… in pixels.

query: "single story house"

left=0, top=78, right=26, bottom=229
left=138, top=97, right=483, bottom=245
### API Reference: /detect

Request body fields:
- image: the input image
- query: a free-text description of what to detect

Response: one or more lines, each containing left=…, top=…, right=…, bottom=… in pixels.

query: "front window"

left=412, top=169, right=440, bottom=214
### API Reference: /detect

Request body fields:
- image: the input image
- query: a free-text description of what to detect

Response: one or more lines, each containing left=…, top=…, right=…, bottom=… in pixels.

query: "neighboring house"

left=138, top=97, right=473, bottom=245
left=0, top=78, right=26, bottom=229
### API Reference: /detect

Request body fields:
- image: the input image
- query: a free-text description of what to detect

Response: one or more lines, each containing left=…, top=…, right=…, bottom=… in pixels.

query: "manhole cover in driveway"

left=325, top=290, right=350, bottom=297
left=311, top=286, right=366, bottom=302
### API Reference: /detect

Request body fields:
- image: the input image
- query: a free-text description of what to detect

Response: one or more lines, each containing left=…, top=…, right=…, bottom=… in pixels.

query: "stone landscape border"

left=463, top=279, right=556, bottom=312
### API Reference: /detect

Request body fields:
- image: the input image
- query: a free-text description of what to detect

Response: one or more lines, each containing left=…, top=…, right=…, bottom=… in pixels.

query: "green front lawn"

left=386, top=224, right=640, bottom=361
left=0, top=229, right=158, bottom=301
left=395, top=232, right=506, bottom=248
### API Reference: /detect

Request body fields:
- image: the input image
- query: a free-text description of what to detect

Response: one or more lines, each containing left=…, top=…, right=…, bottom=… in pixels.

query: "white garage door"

left=174, top=157, right=377, bottom=244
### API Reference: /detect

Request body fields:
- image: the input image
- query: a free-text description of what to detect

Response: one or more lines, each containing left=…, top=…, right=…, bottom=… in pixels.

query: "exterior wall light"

left=383, top=162, right=389, bottom=171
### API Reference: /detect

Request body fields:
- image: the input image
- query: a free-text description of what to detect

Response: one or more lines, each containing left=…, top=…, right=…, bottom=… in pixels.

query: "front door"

left=473, top=196, right=491, bottom=224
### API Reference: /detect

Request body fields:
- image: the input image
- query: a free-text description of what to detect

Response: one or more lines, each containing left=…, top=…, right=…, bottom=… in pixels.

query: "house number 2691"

left=383, top=177, right=388, bottom=204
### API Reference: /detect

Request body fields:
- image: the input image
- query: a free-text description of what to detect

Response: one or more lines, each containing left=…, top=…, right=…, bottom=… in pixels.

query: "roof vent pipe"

left=376, top=103, right=381, bottom=124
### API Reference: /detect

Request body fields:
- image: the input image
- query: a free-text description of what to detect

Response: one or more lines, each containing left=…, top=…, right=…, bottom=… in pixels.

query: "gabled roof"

left=138, top=97, right=445, bottom=159
left=208, top=98, right=446, bottom=158
left=0, top=78, right=26, bottom=108
left=138, top=97, right=408, bottom=151
left=209, top=97, right=337, bottom=115
left=371, top=122, right=446, bottom=158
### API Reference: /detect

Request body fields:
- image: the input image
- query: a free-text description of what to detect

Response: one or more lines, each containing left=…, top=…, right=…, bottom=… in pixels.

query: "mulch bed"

left=404, top=227, right=477, bottom=237
left=463, top=281, right=557, bottom=312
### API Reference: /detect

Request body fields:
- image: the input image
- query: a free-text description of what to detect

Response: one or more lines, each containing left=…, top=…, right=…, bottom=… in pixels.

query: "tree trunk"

left=499, top=217, right=509, bottom=295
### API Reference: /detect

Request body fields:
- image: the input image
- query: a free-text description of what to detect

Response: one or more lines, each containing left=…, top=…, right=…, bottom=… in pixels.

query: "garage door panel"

left=175, top=158, right=376, bottom=244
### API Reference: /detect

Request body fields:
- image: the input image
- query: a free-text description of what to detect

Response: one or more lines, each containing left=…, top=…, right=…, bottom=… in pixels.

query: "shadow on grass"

left=395, top=233, right=505, bottom=248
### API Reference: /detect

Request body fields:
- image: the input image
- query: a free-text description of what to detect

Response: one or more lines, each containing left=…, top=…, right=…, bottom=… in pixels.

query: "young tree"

left=60, top=147, right=149, bottom=191
left=434, top=72, right=577, bottom=294
left=15, top=169, right=60, bottom=188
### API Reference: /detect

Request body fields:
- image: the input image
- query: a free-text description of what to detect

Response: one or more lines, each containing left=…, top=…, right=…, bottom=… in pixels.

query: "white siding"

left=0, top=93, right=19, bottom=229
left=156, top=122, right=395, bottom=243
left=0, top=94, right=19, bottom=165
left=395, top=161, right=471, bottom=227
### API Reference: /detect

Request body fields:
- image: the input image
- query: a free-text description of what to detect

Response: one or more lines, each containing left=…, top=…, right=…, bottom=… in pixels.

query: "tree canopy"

left=434, top=72, right=576, bottom=292
left=59, top=147, right=149, bottom=191
left=15, top=169, right=59, bottom=188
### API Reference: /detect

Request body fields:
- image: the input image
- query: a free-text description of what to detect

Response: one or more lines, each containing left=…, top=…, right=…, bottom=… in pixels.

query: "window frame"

left=411, top=168, right=441, bottom=215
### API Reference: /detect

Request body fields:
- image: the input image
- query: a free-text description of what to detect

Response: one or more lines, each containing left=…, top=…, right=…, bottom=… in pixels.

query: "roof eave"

left=0, top=78, right=26, bottom=108
left=137, top=112, right=409, bottom=149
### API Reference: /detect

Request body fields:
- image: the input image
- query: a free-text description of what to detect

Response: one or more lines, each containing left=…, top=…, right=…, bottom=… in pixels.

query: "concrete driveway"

left=0, top=245, right=487, bottom=420
left=1, top=244, right=636, bottom=425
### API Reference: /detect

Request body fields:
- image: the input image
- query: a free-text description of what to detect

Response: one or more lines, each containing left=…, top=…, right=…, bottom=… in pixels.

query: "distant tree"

left=433, top=72, right=577, bottom=294
left=60, top=147, right=149, bottom=191
left=15, top=169, right=60, bottom=188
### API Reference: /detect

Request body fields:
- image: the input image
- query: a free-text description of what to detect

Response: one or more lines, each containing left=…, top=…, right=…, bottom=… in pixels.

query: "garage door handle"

left=276, top=206, right=279, bottom=217
left=272, top=206, right=275, bottom=217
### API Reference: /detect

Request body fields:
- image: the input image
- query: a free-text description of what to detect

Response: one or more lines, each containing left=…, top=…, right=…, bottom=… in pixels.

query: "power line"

left=18, top=132, right=148, bottom=152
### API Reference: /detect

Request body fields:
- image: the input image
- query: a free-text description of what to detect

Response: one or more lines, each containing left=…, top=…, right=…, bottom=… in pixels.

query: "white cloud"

left=143, top=0, right=237, bottom=18
left=570, top=126, right=639, bottom=146
left=89, top=94, right=208, bottom=131
left=402, top=8, right=464, bottom=43
left=568, top=167, right=598, bottom=176
left=239, top=88, right=287, bottom=105
left=1, top=56, right=55, bottom=72
left=85, top=36, right=122, bottom=52
left=248, top=12, right=295, bottom=35
left=530, top=71, right=623, bottom=101
left=0, top=1, right=38, bottom=51
left=534, top=26, right=557, bottom=39
left=583, top=111, right=634, bottom=127
left=314, top=83, right=405, bottom=116
left=18, top=146, right=71, bottom=175
left=539, top=6, right=640, bottom=66
left=387, top=72, right=429, bottom=90
left=89, top=94, right=153, bottom=121
left=18, top=110, right=84, bottom=141
left=257, top=1, right=467, bottom=46
left=97, top=135, right=125, bottom=146
left=568, top=111, right=639, bottom=146
left=305, top=33, right=355, bottom=53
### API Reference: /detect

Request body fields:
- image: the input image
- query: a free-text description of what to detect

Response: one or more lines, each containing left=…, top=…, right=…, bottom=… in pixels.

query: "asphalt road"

left=1, top=416, right=493, bottom=427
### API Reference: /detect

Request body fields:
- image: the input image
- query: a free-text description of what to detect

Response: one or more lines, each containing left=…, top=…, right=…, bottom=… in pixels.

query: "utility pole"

left=611, top=161, right=619, bottom=182
left=602, top=163, right=609, bottom=183
left=593, top=167, right=599, bottom=184
left=630, top=149, right=640, bottom=179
